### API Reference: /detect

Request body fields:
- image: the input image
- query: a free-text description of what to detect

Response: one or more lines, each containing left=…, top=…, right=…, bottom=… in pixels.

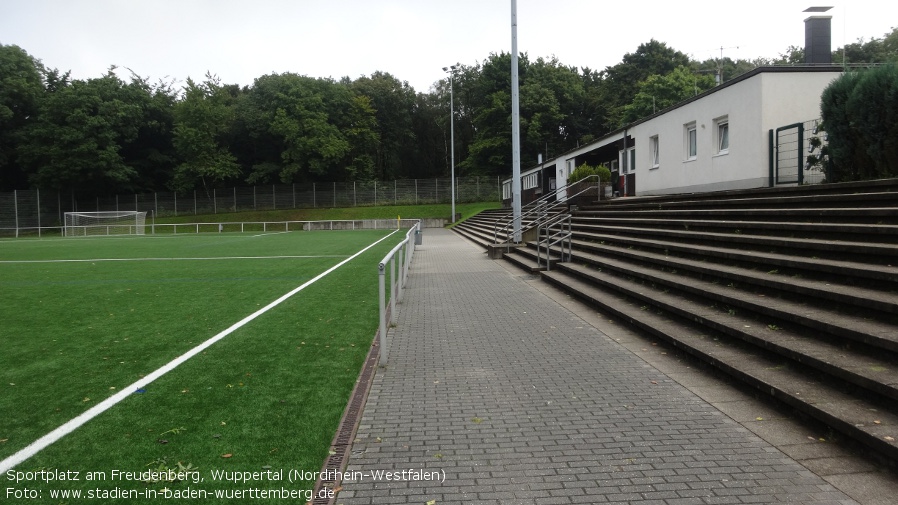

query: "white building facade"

left=503, top=66, right=844, bottom=206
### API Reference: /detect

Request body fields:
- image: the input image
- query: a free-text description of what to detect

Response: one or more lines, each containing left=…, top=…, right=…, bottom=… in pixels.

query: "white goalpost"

left=64, top=211, right=148, bottom=237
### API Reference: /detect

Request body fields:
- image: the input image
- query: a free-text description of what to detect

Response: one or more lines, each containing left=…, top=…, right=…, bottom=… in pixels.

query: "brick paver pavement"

left=336, top=228, right=856, bottom=504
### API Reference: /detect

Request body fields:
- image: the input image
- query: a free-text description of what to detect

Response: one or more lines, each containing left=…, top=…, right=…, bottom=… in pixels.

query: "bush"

left=568, top=163, right=611, bottom=184
left=821, top=65, right=898, bottom=181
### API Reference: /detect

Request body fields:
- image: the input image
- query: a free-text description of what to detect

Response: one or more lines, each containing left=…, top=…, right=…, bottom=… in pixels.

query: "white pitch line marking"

left=0, top=229, right=400, bottom=473
left=251, top=231, right=290, bottom=237
left=0, top=255, right=349, bottom=264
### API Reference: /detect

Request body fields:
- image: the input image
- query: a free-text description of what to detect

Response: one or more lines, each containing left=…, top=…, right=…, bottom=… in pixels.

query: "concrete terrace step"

left=556, top=259, right=898, bottom=384
left=571, top=222, right=898, bottom=260
left=582, top=191, right=898, bottom=212
left=569, top=229, right=898, bottom=285
left=574, top=206, right=898, bottom=225
left=581, top=178, right=898, bottom=209
left=482, top=179, right=898, bottom=466
left=571, top=216, right=898, bottom=244
left=540, top=267, right=898, bottom=463
left=568, top=237, right=898, bottom=315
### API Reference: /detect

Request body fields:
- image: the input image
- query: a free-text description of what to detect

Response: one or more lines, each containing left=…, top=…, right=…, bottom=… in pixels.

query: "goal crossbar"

left=64, top=211, right=148, bottom=237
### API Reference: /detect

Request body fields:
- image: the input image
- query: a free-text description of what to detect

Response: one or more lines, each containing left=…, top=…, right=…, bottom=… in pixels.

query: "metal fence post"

left=13, top=190, right=18, bottom=238
left=397, top=248, right=404, bottom=303
left=378, top=262, right=389, bottom=364
left=36, top=189, right=41, bottom=237
left=389, top=256, right=397, bottom=326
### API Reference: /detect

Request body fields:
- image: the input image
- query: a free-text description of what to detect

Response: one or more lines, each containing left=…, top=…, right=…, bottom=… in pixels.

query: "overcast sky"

left=2, top=1, right=896, bottom=92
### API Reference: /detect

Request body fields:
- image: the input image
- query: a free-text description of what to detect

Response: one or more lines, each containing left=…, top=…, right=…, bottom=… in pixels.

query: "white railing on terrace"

left=377, top=220, right=422, bottom=365
left=537, top=213, right=572, bottom=270
left=493, top=175, right=602, bottom=244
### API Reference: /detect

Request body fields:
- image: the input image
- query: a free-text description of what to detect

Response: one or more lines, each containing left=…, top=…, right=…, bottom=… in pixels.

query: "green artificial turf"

left=0, top=229, right=405, bottom=503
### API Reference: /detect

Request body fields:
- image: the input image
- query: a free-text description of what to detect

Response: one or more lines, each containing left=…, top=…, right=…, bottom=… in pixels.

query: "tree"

left=240, top=73, right=378, bottom=184
left=521, top=57, right=586, bottom=160
left=118, top=73, right=178, bottom=191
left=836, top=27, right=898, bottom=64
left=845, top=64, right=898, bottom=178
left=171, top=74, right=241, bottom=193
left=351, top=72, right=417, bottom=179
left=457, top=53, right=591, bottom=177
left=19, top=69, right=151, bottom=194
left=0, top=45, right=44, bottom=190
left=601, top=40, right=691, bottom=129
left=820, top=69, right=886, bottom=182
left=408, top=90, right=446, bottom=178
left=620, top=66, right=716, bottom=125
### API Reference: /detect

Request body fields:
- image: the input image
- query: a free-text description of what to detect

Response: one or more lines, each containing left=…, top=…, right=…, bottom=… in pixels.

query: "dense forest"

left=1, top=27, right=896, bottom=196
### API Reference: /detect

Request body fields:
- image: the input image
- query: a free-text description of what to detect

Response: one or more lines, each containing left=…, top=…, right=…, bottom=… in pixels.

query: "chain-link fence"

left=0, top=176, right=501, bottom=237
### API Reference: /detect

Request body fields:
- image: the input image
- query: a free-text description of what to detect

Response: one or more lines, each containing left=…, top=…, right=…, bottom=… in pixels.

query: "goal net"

left=64, top=211, right=148, bottom=237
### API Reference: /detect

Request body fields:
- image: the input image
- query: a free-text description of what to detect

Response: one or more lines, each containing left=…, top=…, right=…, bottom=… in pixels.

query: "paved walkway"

left=337, top=228, right=857, bottom=504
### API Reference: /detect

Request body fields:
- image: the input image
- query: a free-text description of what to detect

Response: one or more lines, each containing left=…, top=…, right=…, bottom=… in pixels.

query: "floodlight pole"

left=443, top=65, right=458, bottom=223
left=510, top=0, right=522, bottom=242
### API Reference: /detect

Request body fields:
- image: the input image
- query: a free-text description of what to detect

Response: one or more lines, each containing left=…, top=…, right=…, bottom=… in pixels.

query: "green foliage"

left=847, top=64, right=898, bottom=178
left=601, top=40, right=691, bottom=129
left=350, top=72, right=418, bottom=179
left=458, top=53, right=590, bottom=177
left=172, top=75, right=240, bottom=192
left=3, top=25, right=898, bottom=197
left=620, top=66, right=716, bottom=125
left=239, top=73, right=379, bottom=185
left=568, top=162, right=611, bottom=184
left=837, top=27, right=898, bottom=64
left=0, top=45, right=44, bottom=190
left=820, top=65, right=898, bottom=181
left=18, top=69, right=155, bottom=193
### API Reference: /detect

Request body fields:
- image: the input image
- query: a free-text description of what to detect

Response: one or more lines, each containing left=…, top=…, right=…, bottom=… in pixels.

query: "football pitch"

left=0, top=229, right=403, bottom=502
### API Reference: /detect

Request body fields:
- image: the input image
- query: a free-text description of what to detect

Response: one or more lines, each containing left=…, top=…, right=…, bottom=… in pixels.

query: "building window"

left=715, top=117, right=729, bottom=154
left=685, top=122, right=697, bottom=160
left=650, top=135, right=660, bottom=168
left=523, top=172, right=538, bottom=190
left=502, top=181, right=511, bottom=200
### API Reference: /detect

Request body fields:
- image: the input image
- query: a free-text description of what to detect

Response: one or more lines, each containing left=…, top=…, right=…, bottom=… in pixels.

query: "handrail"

left=493, top=175, right=602, bottom=244
left=537, top=213, right=572, bottom=270
left=377, top=220, right=422, bottom=365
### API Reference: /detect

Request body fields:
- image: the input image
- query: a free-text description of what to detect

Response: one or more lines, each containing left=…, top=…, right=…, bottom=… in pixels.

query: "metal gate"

left=770, top=122, right=805, bottom=185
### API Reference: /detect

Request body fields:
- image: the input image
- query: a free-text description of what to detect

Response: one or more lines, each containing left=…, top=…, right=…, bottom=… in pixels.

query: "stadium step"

left=452, top=178, right=898, bottom=466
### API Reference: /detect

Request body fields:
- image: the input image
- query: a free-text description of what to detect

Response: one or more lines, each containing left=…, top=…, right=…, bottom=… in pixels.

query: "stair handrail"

left=537, top=213, right=572, bottom=271
left=493, top=175, right=601, bottom=244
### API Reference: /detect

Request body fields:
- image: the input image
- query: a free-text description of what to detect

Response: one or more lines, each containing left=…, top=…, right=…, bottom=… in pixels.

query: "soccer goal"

left=64, top=211, right=148, bottom=237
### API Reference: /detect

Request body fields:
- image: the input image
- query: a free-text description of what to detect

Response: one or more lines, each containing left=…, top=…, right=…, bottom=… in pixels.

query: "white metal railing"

left=493, top=175, right=601, bottom=244
left=377, top=220, right=422, bottom=365
left=537, top=213, right=572, bottom=270
left=151, top=219, right=413, bottom=235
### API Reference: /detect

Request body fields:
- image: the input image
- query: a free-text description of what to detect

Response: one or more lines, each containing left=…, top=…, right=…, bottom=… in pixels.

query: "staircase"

left=452, top=179, right=898, bottom=465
